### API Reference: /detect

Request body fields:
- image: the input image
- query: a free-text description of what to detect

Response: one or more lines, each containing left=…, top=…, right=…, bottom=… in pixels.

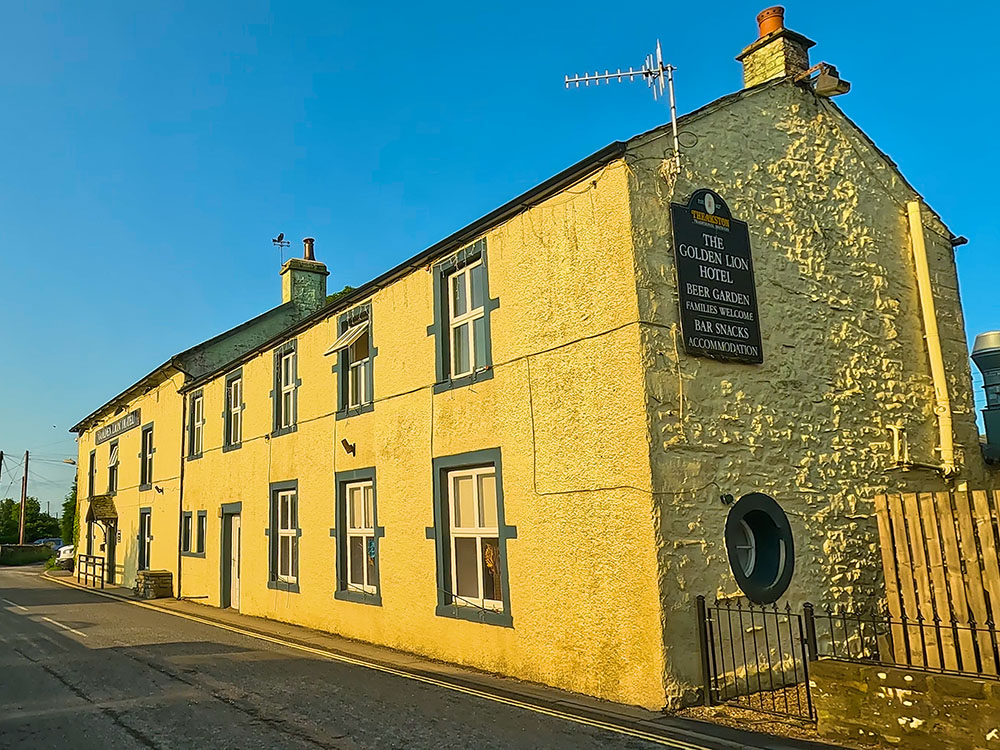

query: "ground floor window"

left=448, top=466, right=502, bottom=610
left=431, top=449, right=514, bottom=627
left=269, top=481, right=300, bottom=591
left=181, top=512, right=192, bottom=553
left=334, top=469, right=381, bottom=605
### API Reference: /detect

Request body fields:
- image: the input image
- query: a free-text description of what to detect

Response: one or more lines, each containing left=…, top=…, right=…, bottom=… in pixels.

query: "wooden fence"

left=875, top=490, right=1000, bottom=675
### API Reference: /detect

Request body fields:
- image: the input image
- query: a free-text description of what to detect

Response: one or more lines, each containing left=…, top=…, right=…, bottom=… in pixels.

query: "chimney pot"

left=756, top=6, right=785, bottom=37
left=303, top=237, right=316, bottom=261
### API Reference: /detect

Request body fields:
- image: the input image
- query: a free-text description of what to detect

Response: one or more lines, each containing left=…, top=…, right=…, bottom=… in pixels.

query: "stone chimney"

left=280, top=237, right=329, bottom=314
left=736, top=6, right=815, bottom=88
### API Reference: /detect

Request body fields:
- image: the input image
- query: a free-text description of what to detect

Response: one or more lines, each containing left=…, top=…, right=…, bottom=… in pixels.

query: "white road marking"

left=44, top=573, right=715, bottom=750
left=2, top=598, right=28, bottom=611
left=41, top=616, right=88, bottom=638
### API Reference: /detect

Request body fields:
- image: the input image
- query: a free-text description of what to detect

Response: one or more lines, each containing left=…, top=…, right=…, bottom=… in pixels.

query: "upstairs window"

left=448, top=261, right=488, bottom=378
left=429, top=239, right=496, bottom=393
left=327, top=308, right=375, bottom=419
left=348, top=333, right=371, bottom=408
left=225, top=373, right=243, bottom=450
left=88, top=450, right=96, bottom=498
left=107, top=440, right=119, bottom=494
left=189, top=392, right=204, bottom=458
left=272, top=341, right=298, bottom=436
left=139, top=424, right=154, bottom=489
left=280, top=353, right=295, bottom=427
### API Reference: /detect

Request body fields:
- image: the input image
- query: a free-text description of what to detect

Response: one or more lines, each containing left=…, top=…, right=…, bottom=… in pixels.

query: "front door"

left=230, top=514, right=241, bottom=609
left=105, top=520, right=117, bottom=583
left=221, top=512, right=241, bottom=609
left=138, top=510, right=151, bottom=571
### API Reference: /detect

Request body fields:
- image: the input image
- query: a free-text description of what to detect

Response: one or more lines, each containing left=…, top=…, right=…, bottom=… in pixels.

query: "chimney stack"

left=972, top=331, right=1000, bottom=462
left=280, top=237, right=329, bottom=314
left=736, top=6, right=815, bottom=88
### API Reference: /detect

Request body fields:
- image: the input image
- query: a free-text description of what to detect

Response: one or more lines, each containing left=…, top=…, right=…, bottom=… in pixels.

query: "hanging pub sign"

left=95, top=409, right=141, bottom=445
left=670, top=189, right=763, bottom=364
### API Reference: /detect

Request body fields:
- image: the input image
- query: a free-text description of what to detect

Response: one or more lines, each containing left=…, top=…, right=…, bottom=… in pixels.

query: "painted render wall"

left=625, top=79, right=992, bottom=705
left=178, top=161, right=670, bottom=709
left=74, top=370, right=185, bottom=589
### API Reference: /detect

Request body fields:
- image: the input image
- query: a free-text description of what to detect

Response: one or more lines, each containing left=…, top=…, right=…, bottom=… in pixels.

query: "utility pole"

left=19, top=450, right=28, bottom=545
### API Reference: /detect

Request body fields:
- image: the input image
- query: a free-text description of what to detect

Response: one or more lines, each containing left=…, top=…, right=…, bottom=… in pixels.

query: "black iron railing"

left=76, top=554, right=105, bottom=589
left=810, top=604, right=1000, bottom=680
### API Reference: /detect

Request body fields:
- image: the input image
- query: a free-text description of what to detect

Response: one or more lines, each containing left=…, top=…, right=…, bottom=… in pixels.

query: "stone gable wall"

left=626, top=80, right=992, bottom=705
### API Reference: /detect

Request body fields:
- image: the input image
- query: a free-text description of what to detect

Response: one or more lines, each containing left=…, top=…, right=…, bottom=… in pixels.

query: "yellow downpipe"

left=907, top=200, right=957, bottom=477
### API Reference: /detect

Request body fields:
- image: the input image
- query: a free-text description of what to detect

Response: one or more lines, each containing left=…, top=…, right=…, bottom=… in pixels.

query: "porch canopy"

left=86, top=494, right=118, bottom=523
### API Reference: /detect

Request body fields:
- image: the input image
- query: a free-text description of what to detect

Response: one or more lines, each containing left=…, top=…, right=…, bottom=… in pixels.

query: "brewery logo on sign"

left=670, top=189, right=763, bottom=364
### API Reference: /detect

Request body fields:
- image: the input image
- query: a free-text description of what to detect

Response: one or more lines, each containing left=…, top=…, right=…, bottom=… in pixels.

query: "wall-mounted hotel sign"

left=96, top=409, right=141, bottom=445
left=670, top=189, right=763, bottom=364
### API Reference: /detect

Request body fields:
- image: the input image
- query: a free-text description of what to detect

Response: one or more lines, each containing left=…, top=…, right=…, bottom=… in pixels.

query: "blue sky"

left=1, top=1, right=996, bottom=510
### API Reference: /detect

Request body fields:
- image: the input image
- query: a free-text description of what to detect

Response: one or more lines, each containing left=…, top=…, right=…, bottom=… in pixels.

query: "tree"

left=0, top=496, right=60, bottom=543
left=60, top=478, right=78, bottom=547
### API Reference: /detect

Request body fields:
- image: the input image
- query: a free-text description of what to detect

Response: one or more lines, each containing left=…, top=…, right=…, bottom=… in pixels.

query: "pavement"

left=0, top=566, right=840, bottom=749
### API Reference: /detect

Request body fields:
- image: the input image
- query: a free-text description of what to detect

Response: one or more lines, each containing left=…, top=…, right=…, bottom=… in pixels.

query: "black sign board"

left=96, top=409, right=141, bottom=445
left=670, top=189, right=763, bottom=364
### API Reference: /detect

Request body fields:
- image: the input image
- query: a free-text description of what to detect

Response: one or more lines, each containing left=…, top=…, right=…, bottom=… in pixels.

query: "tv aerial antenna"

left=565, top=40, right=681, bottom=170
left=272, top=232, right=290, bottom=264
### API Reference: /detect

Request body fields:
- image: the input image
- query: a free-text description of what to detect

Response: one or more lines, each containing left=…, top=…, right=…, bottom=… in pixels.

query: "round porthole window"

left=725, top=493, right=794, bottom=604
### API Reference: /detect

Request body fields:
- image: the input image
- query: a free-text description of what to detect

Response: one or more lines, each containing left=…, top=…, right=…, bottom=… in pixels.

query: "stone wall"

left=626, top=78, right=992, bottom=706
left=812, top=658, right=1000, bottom=749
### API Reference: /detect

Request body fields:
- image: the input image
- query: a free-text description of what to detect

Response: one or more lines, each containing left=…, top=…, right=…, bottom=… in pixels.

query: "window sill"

left=335, top=402, right=374, bottom=421
left=139, top=483, right=152, bottom=492
left=267, top=578, right=300, bottom=593
left=221, top=442, right=242, bottom=454
left=186, top=453, right=202, bottom=462
left=433, top=367, right=493, bottom=394
left=334, top=589, right=381, bottom=606
left=435, top=603, right=512, bottom=628
left=181, top=551, right=206, bottom=558
left=270, top=425, right=297, bottom=438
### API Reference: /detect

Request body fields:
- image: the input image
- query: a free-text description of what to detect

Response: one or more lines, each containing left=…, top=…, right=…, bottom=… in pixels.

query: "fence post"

left=803, top=602, right=818, bottom=661
left=695, top=595, right=713, bottom=706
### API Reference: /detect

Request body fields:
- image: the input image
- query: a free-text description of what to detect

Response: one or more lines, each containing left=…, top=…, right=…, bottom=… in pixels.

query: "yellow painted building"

left=72, top=10, right=996, bottom=710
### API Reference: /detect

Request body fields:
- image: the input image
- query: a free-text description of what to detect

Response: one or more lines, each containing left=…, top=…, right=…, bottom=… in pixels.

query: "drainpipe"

left=176, top=390, right=188, bottom=598
left=906, top=200, right=957, bottom=477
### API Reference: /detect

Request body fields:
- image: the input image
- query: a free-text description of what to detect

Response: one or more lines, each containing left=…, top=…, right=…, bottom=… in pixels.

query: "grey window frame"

left=267, top=479, right=300, bottom=592
left=88, top=449, right=96, bottom=498
left=187, top=390, right=204, bottom=460
left=334, top=303, right=377, bottom=420
left=427, top=239, right=499, bottom=394
left=181, top=511, right=193, bottom=553
left=333, top=467, right=383, bottom=606
left=196, top=510, right=207, bottom=555
left=139, top=422, right=154, bottom=491
left=271, top=341, right=300, bottom=437
left=223, top=368, right=245, bottom=452
left=107, top=439, right=119, bottom=495
left=428, top=448, right=515, bottom=627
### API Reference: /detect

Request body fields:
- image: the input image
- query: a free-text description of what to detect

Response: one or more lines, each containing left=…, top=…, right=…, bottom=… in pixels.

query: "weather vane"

left=272, top=232, right=290, bottom=264
left=565, top=40, right=681, bottom=170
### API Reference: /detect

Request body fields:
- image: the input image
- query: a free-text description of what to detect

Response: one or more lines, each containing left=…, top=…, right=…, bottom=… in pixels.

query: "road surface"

left=0, top=567, right=816, bottom=749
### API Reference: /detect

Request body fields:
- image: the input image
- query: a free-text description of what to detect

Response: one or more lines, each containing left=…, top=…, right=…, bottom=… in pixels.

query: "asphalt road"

left=0, top=567, right=684, bottom=750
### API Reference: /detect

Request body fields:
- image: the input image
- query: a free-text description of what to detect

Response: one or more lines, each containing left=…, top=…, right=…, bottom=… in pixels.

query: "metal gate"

left=696, top=596, right=815, bottom=721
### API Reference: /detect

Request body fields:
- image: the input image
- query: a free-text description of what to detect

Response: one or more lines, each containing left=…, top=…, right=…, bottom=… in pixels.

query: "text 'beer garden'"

left=670, top=189, right=763, bottom=364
